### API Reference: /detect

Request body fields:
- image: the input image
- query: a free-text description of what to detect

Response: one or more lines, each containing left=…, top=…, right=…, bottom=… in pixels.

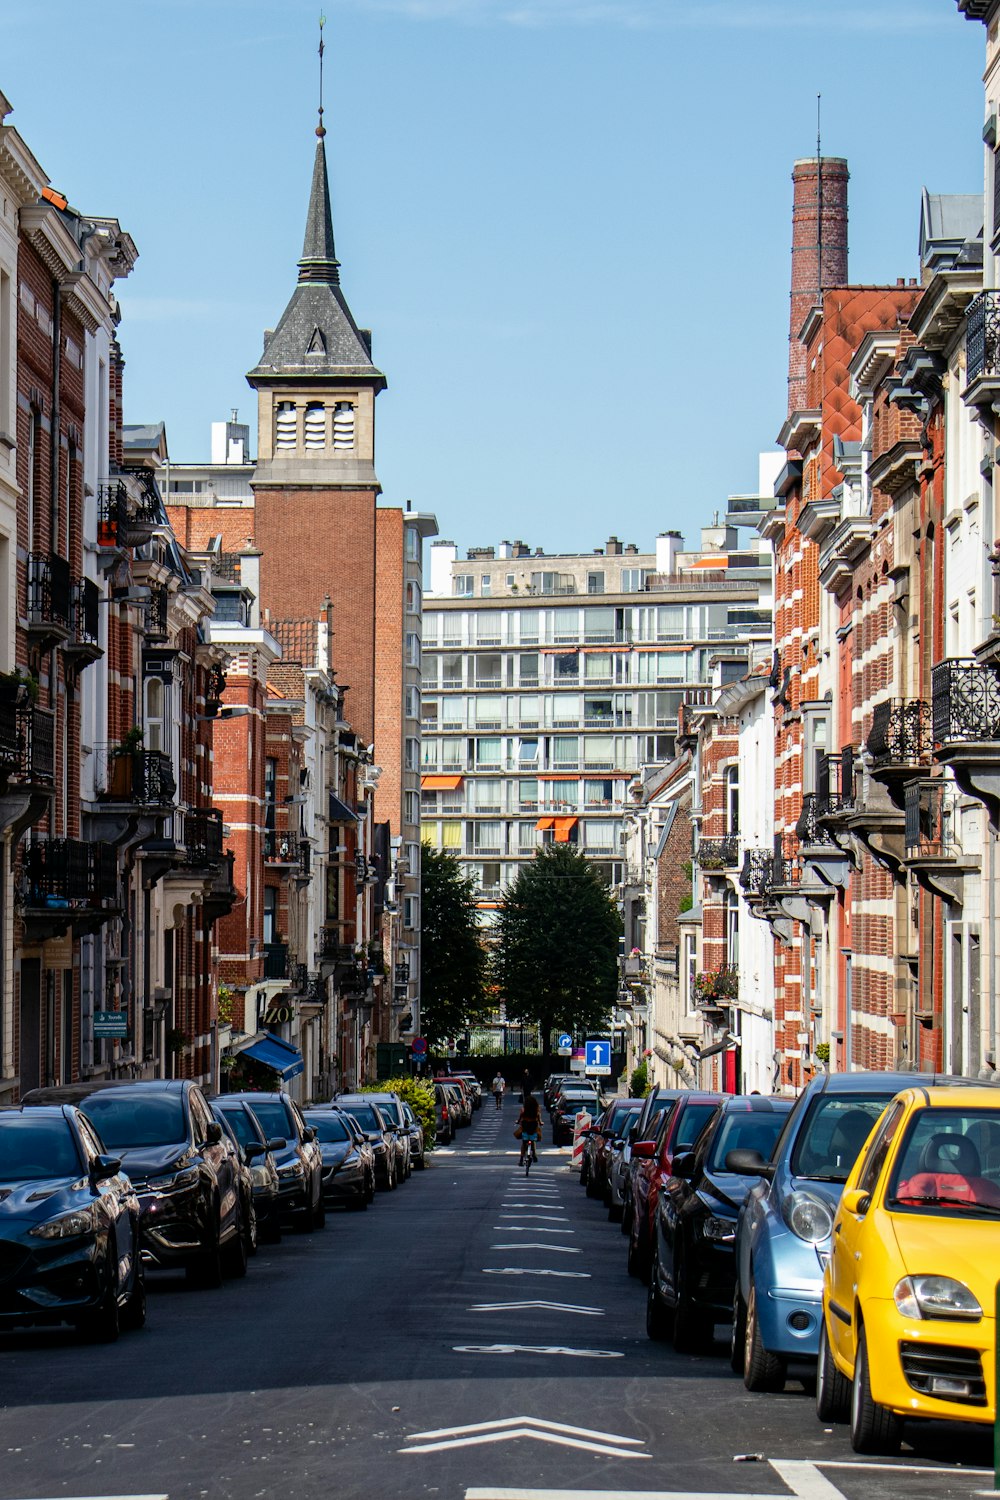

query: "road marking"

left=770, top=1463, right=845, bottom=1500
left=493, top=1225, right=574, bottom=1234
left=469, top=1300, right=604, bottom=1315
left=402, top=1414, right=649, bottom=1460
left=499, top=1213, right=567, bottom=1221
left=504, top=1203, right=566, bottom=1211
left=483, top=1266, right=590, bottom=1278
left=491, top=1242, right=581, bottom=1253
left=465, top=1492, right=781, bottom=1500
left=452, top=1343, right=623, bottom=1359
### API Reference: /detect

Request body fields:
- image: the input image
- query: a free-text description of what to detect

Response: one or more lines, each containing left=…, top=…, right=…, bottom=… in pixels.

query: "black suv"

left=22, top=1079, right=246, bottom=1286
left=228, top=1092, right=325, bottom=1230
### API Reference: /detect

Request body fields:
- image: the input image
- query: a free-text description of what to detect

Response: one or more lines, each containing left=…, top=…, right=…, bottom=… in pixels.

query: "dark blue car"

left=0, top=1105, right=145, bottom=1341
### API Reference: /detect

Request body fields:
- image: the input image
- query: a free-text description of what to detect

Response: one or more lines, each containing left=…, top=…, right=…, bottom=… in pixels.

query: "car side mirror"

left=204, top=1121, right=223, bottom=1147
left=91, top=1154, right=122, bottom=1183
left=244, top=1141, right=266, bottom=1161
left=671, top=1151, right=696, bottom=1179
left=725, top=1148, right=774, bottom=1179
left=841, top=1188, right=871, bottom=1217
left=267, top=1136, right=287, bottom=1152
left=302, top=1126, right=317, bottom=1143
left=611, top=1137, right=625, bottom=1149
left=631, top=1139, right=657, bottom=1159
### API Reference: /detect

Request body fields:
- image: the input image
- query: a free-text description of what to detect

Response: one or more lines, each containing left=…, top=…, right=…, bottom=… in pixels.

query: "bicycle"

left=520, top=1136, right=538, bottom=1176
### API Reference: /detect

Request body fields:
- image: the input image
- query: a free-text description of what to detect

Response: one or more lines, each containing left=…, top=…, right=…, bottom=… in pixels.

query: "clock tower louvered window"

left=304, top=401, right=326, bottom=449
left=333, top=401, right=355, bottom=449
left=275, top=401, right=296, bottom=450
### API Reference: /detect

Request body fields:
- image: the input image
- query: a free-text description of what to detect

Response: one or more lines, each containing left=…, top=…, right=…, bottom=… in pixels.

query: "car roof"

left=0, top=1103, right=80, bottom=1122
left=21, top=1079, right=192, bottom=1106
left=805, top=1070, right=977, bottom=1096
left=718, top=1094, right=793, bottom=1113
left=226, top=1090, right=289, bottom=1103
left=905, top=1085, right=1000, bottom=1106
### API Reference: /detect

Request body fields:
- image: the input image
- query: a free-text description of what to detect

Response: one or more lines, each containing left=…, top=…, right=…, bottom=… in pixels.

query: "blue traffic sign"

left=585, top=1039, right=612, bottom=1076
left=557, top=1032, right=573, bottom=1051
left=411, top=1037, right=428, bottom=1056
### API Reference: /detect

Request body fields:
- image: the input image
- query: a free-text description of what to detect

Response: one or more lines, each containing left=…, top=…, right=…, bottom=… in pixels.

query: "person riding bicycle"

left=517, top=1091, right=542, bottom=1166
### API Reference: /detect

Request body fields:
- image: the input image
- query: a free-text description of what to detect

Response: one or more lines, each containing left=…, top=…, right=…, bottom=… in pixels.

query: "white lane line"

left=468, top=1300, right=604, bottom=1315
left=452, top=1344, right=623, bottom=1359
left=494, top=1225, right=574, bottom=1234
left=499, top=1214, right=567, bottom=1221
left=504, top=1204, right=566, bottom=1211
left=491, top=1242, right=581, bottom=1253
left=465, top=1492, right=780, bottom=1500
left=770, top=1463, right=846, bottom=1500
left=483, top=1266, right=590, bottom=1278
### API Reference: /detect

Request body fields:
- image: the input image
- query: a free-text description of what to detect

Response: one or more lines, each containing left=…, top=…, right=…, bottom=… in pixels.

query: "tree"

left=491, top=844, right=622, bottom=1051
left=419, top=843, right=488, bottom=1048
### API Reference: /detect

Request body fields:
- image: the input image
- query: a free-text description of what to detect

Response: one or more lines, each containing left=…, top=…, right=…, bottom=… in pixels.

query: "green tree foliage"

left=491, top=844, right=622, bottom=1048
left=629, top=1059, right=650, bottom=1098
left=366, top=1077, right=438, bottom=1149
left=420, top=843, right=488, bottom=1050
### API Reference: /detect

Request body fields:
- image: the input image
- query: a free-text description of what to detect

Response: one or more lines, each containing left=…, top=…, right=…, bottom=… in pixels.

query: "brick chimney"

left=788, top=157, right=849, bottom=415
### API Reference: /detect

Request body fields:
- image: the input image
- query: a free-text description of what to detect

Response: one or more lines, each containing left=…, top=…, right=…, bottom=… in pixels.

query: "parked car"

left=647, top=1095, right=793, bottom=1351
left=627, top=1091, right=721, bottom=1281
left=24, top=1079, right=246, bottom=1285
left=333, top=1097, right=400, bottom=1189
left=607, top=1107, right=643, bottom=1223
left=213, top=1097, right=286, bottom=1244
left=550, top=1085, right=603, bottom=1145
left=451, top=1072, right=483, bottom=1109
left=210, top=1103, right=257, bottom=1265
left=302, top=1109, right=375, bottom=1210
left=0, top=1105, right=145, bottom=1341
left=434, top=1083, right=455, bottom=1145
left=228, top=1092, right=325, bottom=1231
left=358, top=1092, right=412, bottom=1179
left=816, top=1085, right=1000, bottom=1452
left=580, top=1098, right=643, bottom=1200
left=620, top=1087, right=686, bottom=1238
left=435, top=1079, right=471, bottom=1129
left=731, top=1069, right=974, bottom=1392
left=401, top=1100, right=426, bottom=1168
left=544, top=1073, right=576, bottom=1110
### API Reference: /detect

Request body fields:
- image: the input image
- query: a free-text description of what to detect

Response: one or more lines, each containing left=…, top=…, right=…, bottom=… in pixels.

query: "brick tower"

left=788, top=157, right=849, bottom=415
left=247, top=119, right=386, bottom=742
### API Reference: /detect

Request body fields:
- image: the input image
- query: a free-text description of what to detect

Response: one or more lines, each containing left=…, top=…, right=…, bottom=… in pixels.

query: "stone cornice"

left=0, top=126, right=45, bottom=209
left=849, top=331, right=900, bottom=398
left=777, top=409, right=821, bottom=455
left=907, top=266, right=982, bottom=353
left=18, top=202, right=81, bottom=282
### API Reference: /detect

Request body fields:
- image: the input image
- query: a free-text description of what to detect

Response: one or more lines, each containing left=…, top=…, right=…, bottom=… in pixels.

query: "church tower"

left=247, top=108, right=386, bottom=742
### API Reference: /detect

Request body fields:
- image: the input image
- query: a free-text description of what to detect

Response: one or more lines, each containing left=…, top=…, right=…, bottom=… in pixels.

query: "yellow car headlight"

left=894, top=1275, right=982, bottom=1322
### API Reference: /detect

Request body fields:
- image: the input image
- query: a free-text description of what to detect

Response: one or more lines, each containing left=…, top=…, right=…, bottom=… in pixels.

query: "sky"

left=2, top=0, right=987, bottom=557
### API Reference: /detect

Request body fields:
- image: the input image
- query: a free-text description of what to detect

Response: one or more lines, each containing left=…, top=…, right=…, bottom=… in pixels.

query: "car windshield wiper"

left=800, top=1172, right=848, bottom=1183
left=891, top=1194, right=1000, bottom=1216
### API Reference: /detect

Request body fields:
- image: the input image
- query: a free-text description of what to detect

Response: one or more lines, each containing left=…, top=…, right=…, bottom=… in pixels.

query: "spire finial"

left=316, top=13, right=327, bottom=139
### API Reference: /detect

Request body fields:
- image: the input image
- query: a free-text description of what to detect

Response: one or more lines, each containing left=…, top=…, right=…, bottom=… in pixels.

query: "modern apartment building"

left=422, top=528, right=772, bottom=912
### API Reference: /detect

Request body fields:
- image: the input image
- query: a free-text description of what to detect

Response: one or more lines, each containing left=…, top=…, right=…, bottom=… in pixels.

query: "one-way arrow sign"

left=402, top=1414, right=650, bottom=1459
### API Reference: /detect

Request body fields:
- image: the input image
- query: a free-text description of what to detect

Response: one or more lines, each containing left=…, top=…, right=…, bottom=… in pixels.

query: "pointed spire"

left=298, top=14, right=340, bottom=285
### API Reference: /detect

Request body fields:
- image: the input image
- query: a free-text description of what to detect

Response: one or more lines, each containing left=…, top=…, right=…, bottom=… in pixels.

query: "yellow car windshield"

left=888, top=1107, right=1000, bottom=1218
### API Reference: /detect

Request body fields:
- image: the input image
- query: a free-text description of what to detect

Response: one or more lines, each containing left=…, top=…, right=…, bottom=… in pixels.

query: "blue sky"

left=3, top=0, right=986, bottom=555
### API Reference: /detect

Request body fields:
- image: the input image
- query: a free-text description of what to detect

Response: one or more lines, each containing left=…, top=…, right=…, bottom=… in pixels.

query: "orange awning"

left=421, top=774, right=463, bottom=791
left=535, top=816, right=555, bottom=831
left=553, top=817, right=579, bottom=842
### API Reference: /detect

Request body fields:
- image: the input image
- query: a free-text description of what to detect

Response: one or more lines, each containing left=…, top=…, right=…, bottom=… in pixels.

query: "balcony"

left=903, top=778, right=978, bottom=906
left=19, top=836, right=118, bottom=940
left=866, top=698, right=933, bottom=808
left=100, top=749, right=176, bottom=809
left=963, top=290, right=1000, bottom=413
left=739, top=847, right=777, bottom=899
left=144, top=583, right=169, bottom=642
left=63, top=577, right=102, bottom=674
left=202, top=849, right=238, bottom=926
left=696, top=835, right=740, bottom=871
left=931, top=659, right=1000, bottom=830
left=264, top=830, right=300, bottom=865
left=182, top=807, right=224, bottom=869
left=97, top=475, right=160, bottom=552
left=262, top=941, right=289, bottom=980
left=796, top=792, right=851, bottom=889
left=26, top=552, right=72, bottom=647
left=0, top=700, right=55, bottom=789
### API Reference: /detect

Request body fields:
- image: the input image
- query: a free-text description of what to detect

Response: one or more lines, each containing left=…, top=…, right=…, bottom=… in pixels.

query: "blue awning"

left=241, top=1032, right=304, bottom=1081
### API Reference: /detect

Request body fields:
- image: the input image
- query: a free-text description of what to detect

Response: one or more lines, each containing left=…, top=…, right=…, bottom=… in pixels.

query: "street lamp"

left=195, top=705, right=252, bottom=723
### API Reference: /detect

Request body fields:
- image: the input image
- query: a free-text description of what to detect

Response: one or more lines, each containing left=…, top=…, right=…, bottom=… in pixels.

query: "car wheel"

left=414, top=1150, right=426, bottom=1170
left=730, top=1281, right=747, bottom=1375
left=222, top=1218, right=249, bottom=1279
left=646, top=1246, right=674, bottom=1341
left=80, top=1269, right=121, bottom=1343
left=188, top=1205, right=224, bottom=1289
left=850, top=1325, right=902, bottom=1455
left=743, top=1279, right=786, bottom=1393
left=620, top=1198, right=633, bottom=1237
left=816, top=1315, right=851, bottom=1423
left=120, top=1261, right=146, bottom=1333
left=627, top=1220, right=649, bottom=1283
left=671, top=1254, right=713, bottom=1353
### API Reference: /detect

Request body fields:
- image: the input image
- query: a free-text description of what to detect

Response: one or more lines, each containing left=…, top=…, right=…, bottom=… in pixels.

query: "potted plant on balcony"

left=0, top=667, right=39, bottom=705
left=692, top=967, right=739, bottom=1005
left=108, top=726, right=144, bottom=798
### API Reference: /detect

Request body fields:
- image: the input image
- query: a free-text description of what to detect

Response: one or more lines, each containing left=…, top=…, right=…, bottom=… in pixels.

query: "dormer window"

left=333, top=401, right=355, bottom=450
left=304, top=402, right=325, bottom=450
left=275, top=401, right=296, bottom=450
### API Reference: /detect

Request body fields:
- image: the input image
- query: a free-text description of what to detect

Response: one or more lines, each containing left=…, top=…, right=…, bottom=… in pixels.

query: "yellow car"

left=817, top=1086, right=1000, bottom=1453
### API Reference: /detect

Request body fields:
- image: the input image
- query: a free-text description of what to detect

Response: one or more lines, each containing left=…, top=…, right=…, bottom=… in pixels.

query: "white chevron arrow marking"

left=491, top=1242, right=581, bottom=1253
left=452, top=1343, right=623, bottom=1359
left=401, top=1414, right=649, bottom=1458
left=468, top=1300, right=604, bottom=1315
left=493, top=1225, right=574, bottom=1234
left=483, top=1266, right=590, bottom=1278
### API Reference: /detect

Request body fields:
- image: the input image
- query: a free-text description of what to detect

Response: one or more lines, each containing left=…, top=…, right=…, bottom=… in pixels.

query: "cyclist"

left=517, top=1090, right=542, bottom=1170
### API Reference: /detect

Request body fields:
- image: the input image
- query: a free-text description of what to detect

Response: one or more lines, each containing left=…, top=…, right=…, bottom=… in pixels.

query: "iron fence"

left=931, top=659, right=1000, bottom=743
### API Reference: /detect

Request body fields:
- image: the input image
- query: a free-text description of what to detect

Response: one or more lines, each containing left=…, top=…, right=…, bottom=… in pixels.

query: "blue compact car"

left=730, top=1070, right=973, bottom=1392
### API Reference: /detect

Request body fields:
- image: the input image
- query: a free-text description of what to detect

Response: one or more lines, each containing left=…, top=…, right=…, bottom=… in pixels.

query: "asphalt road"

left=0, top=1099, right=994, bottom=1500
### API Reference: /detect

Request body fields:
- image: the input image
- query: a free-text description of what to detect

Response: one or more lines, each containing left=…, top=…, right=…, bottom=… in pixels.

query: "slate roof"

left=248, top=138, right=385, bottom=387
left=919, top=190, right=983, bottom=272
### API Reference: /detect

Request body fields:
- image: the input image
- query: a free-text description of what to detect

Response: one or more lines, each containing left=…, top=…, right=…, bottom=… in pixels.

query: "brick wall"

left=374, top=507, right=403, bottom=835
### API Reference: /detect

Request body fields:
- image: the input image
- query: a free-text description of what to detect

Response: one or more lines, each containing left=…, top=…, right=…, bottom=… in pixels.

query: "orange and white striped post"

left=571, top=1110, right=593, bottom=1170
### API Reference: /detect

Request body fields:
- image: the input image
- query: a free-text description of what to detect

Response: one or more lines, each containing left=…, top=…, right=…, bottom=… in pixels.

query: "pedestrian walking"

left=492, top=1071, right=505, bottom=1109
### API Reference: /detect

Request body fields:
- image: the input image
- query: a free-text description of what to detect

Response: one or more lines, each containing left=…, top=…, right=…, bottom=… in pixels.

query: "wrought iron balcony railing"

left=932, top=659, right=1000, bottom=744
left=0, top=702, right=55, bottom=785
left=298, top=840, right=311, bottom=878
left=262, top=942, right=288, bottom=980
left=795, top=794, right=837, bottom=846
left=264, top=830, right=298, bottom=862
left=97, top=475, right=160, bottom=549
left=21, top=837, right=118, bottom=909
left=697, top=835, right=741, bottom=870
left=101, top=749, right=176, bottom=806
left=204, top=662, right=227, bottom=716
left=966, top=289, right=1000, bottom=384
left=71, top=577, right=100, bottom=647
left=183, top=807, right=224, bottom=867
left=904, top=779, right=960, bottom=859
left=144, top=583, right=169, bottom=641
left=740, top=847, right=776, bottom=897
left=866, top=698, right=933, bottom=768
left=27, top=552, right=72, bottom=630
left=815, top=746, right=856, bottom=814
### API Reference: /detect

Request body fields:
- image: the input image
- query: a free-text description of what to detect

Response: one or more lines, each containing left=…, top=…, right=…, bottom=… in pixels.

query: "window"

left=405, top=580, right=421, bottom=613
left=857, top=1101, right=905, bottom=1198
left=474, top=778, right=501, bottom=811
left=403, top=894, right=418, bottom=929
left=554, top=652, right=578, bottom=680
left=454, top=575, right=474, bottom=596
left=584, top=606, right=615, bottom=641
left=405, top=526, right=419, bottom=561
left=519, top=821, right=537, bottom=851
left=518, top=610, right=539, bottom=644
left=275, top=401, right=296, bottom=450
left=440, top=820, right=461, bottom=848
left=620, top=568, right=650, bottom=593
left=405, top=686, right=420, bottom=720
left=518, top=778, right=538, bottom=808
left=404, top=791, right=420, bottom=825
left=481, top=575, right=492, bottom=596
left=0, top=268, right=10, bottom=440
left=518, top=738, right=538, bottom=764
left=26, top=408, right=40, bottom=547
left=475, top=737, right=501, bottom=767
left=475, top=696, right=503, bottom=728
left=552, top=736, right=579, bottom=767
left=725, top=765, right=739, bottom=834
left=585, top=652, right=612, bottom=682
left=506, top=574, right=515, bottom=588
left=303, top=402, right=325, bottom=449
left=405, top=737, right=420, bottom=771
left=332, top=401, right=355, bottom=449
left=263, top=885, right=277, bottom=944
left=587, top=570, right=605, bottom=595
left=405, top=633, right=421, bottom=668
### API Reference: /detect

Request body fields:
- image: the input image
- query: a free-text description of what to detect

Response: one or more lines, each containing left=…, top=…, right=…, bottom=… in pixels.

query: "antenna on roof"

left=816, top=93, right=823, bottom=305
left=316, top=12, right=327, bottom=139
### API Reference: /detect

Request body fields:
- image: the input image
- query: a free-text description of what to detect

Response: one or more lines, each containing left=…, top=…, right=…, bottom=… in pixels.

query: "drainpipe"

left=50, top=282, right=62, bottom=834
left=841, top=948, right=852, bottom=1072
